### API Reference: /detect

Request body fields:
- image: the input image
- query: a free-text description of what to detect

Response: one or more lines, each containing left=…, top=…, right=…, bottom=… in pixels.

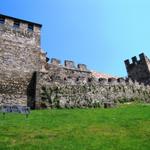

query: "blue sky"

left=1, top=0, right=150, bottom=77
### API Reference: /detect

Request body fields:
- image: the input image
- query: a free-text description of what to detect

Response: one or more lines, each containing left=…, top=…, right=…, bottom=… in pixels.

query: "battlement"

left=0, top=14, right=42, bottom=47
left=131, top=56, right=138, bottom=64
left=50, top=58, right=89, bottom=72
left=77, top=64, right=88, bottom=71
left=38, top=68, right=149, bottom=88
left=64, top=60, right=76, bottom=69
left=124, top=53, right=150, bottom=85
left=124, top=53, right=147, bottom=68
left=51, top=58, right=61, bottom=65
left=0, top=14, right=42, bottom=33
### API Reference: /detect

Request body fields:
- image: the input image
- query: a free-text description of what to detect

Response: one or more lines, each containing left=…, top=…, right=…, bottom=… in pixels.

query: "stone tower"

left=124, top=53, right=150, bottom=85
left=0, top=14, right=47, bottom=108
left=0, top=14, right=47, bottom=72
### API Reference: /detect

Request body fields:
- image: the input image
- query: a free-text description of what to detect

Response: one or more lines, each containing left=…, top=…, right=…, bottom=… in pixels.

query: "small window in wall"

left=0, top=16, right=5, bottom=24
left=28, top=24, right=34, bottom=32
left=13, top=20, right=20, bottom=28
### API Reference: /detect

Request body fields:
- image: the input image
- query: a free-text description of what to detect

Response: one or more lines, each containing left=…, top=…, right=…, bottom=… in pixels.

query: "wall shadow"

left=27, top=72, right=37, bottom=109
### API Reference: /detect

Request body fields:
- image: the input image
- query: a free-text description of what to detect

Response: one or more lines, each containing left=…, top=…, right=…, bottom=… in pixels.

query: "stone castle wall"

left=36, top=71, right=150, bottom=108
left=46, top=58, right=92, bottom=82
left=0, top=14, right=150, bottom=109
left=33, top=58, right=150, bottom=108
left=0, top=71, right=31, bottom=106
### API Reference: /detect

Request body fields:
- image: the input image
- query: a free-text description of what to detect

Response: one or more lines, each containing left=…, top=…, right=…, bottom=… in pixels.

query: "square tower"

left=0, top=14, right=44, bottom=73
left=0, top=14, right=46, bottom=108
left=124, top=53, right=150, bottom=85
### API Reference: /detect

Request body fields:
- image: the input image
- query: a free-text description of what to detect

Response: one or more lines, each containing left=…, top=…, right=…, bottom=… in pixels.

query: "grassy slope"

left=0, top=104, right=150, bottom=150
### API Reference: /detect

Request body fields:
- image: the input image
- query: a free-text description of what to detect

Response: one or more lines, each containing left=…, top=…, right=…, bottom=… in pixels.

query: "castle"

left=0, top=14, right=150, bottom=109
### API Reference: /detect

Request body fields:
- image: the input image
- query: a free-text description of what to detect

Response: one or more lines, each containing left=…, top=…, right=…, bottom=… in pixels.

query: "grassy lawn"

left=0, top=103, right=150, bottom=150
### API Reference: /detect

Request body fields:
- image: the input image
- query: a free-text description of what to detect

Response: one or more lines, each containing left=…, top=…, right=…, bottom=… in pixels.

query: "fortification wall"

left=35, top=68, right=150, bottom=109
left=1, top=14, right=150, bottom=109
left=45, top=58, right=92, bottom=83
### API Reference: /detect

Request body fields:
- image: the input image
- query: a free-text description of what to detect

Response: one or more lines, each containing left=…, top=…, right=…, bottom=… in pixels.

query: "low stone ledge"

left=103, top=102, right=116, bottom=108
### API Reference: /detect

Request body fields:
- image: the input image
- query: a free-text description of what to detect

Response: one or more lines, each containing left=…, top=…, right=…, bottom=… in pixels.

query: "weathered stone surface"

left=0, top=14, right=150, bottom=109
left=0, top=14, right=45, bottom=107
left=36, top=72, right=150, bottom=108
left=125, top=53, right=150, bottom=85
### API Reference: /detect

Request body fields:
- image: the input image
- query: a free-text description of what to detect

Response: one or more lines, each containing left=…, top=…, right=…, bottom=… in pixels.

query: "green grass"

left=0, top=103, right=150, bottom=150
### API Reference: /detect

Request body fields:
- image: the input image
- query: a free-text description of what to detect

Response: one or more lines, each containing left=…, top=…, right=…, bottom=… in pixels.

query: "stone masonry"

left=124, top=53, right=150, bottom=85
left=0, top=14, right=150, bottom=109
left=33, top=59, right=150, bottom=108
left=0, top=14, right=47, bottom=108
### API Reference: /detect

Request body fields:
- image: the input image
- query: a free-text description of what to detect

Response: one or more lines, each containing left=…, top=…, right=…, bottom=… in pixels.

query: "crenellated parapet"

left=51, top=58, right=61, bottom=65
left=124, top=53, right=150, bottom=85
left=40, top=56, right=150, bottom=88
left=0, top=14, right=41, bottom=33
left=77, top=64, right=88, bottom=71
left=48, top=58, right=90, bottom=72
left=37, top=68, right=148, bottom=88
left=0, top=14, right=42, bottom=47
left=124, top=53, right=146, bottom=69
left=64, top=60, right=76, bottom=69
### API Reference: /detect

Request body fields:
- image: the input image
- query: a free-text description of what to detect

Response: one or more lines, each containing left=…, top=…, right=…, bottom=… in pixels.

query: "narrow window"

left=28, top=24, right=34, bottom=32
left=0, top=16, right=5, bottom=24
left=13, top=20, right=20, bottom=28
